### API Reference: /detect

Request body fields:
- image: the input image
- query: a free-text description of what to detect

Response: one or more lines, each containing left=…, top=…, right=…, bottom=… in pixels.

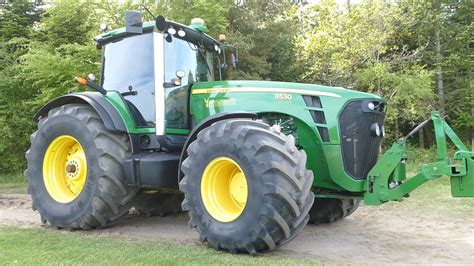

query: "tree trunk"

left=376, top=51, right=381, bottom=95
left=395, top=116, right=399, bottom=139
left=471, top=106, right=474, bottom=150
left=434, top=0, right=445, bottom=116
left=419, top=126, right=425, bottom=148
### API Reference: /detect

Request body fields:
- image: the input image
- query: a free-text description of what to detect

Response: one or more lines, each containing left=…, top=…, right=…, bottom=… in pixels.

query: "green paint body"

left=189, top=80, right=380, bottom=192
left=92, top=21, right=473, bottom=202
left=104, top=91, right=155, bottom=134
left=97, top=81, right=473, bottom=200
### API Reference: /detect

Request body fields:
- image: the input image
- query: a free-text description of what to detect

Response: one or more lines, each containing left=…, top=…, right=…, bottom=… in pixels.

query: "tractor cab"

left=95, top=14, right=223, bottom=135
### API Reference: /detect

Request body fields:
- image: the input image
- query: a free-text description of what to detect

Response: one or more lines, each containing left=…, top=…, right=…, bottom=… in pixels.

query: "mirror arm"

left=75, top=77, right=107, bottom=95
left=88, top=81, right=107, bottom=95
left=216, top=55, right=223, bottom=80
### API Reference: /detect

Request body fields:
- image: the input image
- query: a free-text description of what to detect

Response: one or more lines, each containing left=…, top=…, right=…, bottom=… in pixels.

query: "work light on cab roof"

left=189, top=17, right=209, bottom=33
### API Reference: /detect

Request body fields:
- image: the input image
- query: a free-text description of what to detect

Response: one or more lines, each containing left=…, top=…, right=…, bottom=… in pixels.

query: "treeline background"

left=0, top=0, right=472, bottom=174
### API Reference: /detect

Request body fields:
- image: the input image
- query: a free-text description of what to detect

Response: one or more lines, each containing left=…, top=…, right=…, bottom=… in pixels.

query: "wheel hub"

left=65, top=160, right=79, bottom=178
left=201, top=157, right=248, bottom=223
left=229, top=172, right=247, bottom=206
left=43, top=135, right=87, bottom=203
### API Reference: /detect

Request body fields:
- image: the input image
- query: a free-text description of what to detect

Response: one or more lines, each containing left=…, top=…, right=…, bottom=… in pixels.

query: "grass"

left=0, top=173, right=27, bottom=194
left=390, top=146, right=474, bottom=219
left=0, top=228, right=317, bottom=265
left=387, top=176, right=474, bottom=218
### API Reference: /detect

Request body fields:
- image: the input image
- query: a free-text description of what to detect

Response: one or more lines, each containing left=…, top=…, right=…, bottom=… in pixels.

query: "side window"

left=165, top=86, right=189, bottom=129
left=102, top=33, right=155, bottom=126
left=164, top=37, right=214, bottom=85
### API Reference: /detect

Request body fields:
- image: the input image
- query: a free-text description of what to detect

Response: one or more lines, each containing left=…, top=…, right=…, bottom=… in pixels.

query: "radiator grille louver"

left=303, top=95, right=330, bottom=142
left=339, top=100, right=385, bottom=180
left=310, top=110, right=326, bottom=124
left=303, top=95, right=322, bottom=108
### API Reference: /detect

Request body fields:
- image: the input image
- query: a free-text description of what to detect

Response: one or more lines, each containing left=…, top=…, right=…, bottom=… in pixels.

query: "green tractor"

left=26, top=12, right=474, bottom=254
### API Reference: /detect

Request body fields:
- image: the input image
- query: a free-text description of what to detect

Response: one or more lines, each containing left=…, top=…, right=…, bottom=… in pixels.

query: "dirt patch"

left=0, top=194, right=40, bottom=228
left=1, top=194, right=472, bottom=264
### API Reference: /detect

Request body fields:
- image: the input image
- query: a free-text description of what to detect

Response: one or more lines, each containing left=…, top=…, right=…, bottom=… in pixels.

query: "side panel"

left=189, top=85, right=373, bottom=192
left=104, top=92, right=155, bottom=134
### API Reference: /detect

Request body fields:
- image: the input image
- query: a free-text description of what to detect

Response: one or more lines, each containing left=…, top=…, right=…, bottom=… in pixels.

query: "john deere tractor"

left=26, top=12, right=474, bottom=254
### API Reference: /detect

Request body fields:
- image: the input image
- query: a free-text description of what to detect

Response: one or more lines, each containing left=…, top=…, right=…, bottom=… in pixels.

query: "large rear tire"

left=308, top=197, right=360, bottom=224
left=179, top=119, right=314, bottom=254
left=26, top=104, right=138, bottom=229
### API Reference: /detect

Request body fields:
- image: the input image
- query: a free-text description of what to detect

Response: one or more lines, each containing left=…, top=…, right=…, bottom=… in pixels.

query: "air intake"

left=302, top=95, right=322, bottom=108
left=310, top=110, right=326, bottom=124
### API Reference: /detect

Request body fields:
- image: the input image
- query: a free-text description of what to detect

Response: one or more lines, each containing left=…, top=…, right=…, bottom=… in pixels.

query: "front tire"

left=179, top=119, right=314, bottom=254
left=26, top=104, right=138, bottom=229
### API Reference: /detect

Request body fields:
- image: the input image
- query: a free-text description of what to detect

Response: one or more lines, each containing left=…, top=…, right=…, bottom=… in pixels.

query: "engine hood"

left=191, top=80, right=381, bottom=101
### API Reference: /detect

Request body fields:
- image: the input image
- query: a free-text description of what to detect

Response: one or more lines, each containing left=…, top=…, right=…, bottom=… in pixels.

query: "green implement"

left=364, top=111, right=474, bottom=206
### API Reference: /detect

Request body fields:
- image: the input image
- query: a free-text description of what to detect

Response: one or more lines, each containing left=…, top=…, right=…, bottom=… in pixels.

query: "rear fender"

left=34, top=92, right=127, bottom=132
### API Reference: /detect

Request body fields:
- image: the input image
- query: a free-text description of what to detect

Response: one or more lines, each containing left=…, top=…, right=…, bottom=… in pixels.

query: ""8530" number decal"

left=274, top=93, right=292, bottom=100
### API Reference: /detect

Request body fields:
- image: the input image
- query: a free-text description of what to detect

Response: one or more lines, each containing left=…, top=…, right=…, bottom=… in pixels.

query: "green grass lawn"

left=379, top=175, right=474, bottom=220
left=0, top=228, right=317, bottom=265
left=0, top=173, right=26, bottom=194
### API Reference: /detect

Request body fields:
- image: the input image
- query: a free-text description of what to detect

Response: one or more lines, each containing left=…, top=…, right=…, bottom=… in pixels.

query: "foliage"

left=356, top=63, right=434, bottom=140
left=0, top=0, right=39, bottom=42
left=226, top=0, right=298, bottom=80
left=0, top=0, right=471, bottom=173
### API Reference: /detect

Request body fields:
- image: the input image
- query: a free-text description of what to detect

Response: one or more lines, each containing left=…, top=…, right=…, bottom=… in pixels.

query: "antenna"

left=141, top=4, right=156, bottom=20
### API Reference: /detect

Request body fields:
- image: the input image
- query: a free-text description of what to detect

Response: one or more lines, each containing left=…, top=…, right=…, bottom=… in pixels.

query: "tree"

left=0, top=0, right=40, bottom=42
left=225, top=0, right=298, bottom=80
left=0, top=1, right=41, bottom=173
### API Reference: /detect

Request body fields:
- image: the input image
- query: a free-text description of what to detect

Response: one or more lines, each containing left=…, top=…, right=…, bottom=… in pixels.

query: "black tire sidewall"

left=185, top=135, right=270, bottom=243
left=28, top=111, right=102, bottom=224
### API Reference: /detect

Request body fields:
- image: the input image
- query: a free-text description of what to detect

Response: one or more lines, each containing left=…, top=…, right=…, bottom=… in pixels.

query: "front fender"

left=177, top=112, right=258, bottom=181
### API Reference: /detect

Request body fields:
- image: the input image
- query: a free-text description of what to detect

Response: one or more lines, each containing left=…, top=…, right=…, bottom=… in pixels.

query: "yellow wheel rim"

left=201, top=157, right=248, bottom=222
left=43, top=135, right=87, bottom=203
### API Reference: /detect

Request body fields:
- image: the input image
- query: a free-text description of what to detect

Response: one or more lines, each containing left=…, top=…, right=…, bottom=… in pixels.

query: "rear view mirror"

left=176, top=70, right=186, bottom=78
left=155, top=15, right=167, bottom=31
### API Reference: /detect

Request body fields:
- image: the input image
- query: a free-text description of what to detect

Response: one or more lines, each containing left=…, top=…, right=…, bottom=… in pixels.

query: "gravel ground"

left=1, top=193, right=473, bottom=264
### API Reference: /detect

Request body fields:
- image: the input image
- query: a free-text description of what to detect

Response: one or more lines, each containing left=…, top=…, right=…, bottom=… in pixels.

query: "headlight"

left=167, top=27, right=176, bottom=35
left=368, top=102, right=375, bottom=111
left=370, top=123, right=381, bottom=137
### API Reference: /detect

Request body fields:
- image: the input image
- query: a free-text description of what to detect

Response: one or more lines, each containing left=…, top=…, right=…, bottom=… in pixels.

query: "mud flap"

left=450, top=151, right=474, bottom=197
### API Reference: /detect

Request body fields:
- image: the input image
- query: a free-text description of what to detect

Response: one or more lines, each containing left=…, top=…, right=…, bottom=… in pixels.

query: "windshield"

left=164, top=36, right=215, bottom=86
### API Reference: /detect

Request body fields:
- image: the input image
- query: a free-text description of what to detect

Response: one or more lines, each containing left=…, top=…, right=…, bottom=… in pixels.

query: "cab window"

left=102, top=33, right=155, bottom=126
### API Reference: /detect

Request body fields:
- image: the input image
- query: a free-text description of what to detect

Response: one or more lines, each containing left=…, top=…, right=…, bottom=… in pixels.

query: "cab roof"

left=94, top=21, right=156, bottom=44
left=94, top=20, right=220, bottom=49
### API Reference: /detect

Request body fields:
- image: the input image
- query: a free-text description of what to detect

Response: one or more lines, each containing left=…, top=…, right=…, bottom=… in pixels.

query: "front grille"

left=339, top=100, right=385, bottom=180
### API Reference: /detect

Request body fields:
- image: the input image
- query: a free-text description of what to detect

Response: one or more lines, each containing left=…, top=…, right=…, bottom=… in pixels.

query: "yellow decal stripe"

left=192, top=87, right=341, bottom=98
